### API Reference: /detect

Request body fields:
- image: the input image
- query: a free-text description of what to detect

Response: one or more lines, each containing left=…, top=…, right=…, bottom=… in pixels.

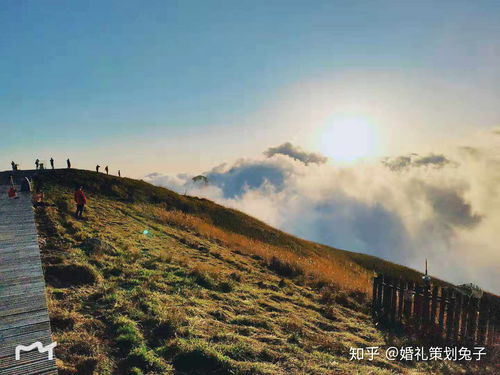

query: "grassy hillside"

left=31, top=169, right=448, bottom=287
left=27, top=169, right=486, bottom=374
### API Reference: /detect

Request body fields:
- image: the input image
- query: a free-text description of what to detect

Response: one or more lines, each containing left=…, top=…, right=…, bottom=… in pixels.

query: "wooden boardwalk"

left=0, top=187, right=57, bottom=375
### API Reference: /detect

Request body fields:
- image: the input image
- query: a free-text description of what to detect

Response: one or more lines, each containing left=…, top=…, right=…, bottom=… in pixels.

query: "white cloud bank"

left=145, top=130, right=500, bottom=294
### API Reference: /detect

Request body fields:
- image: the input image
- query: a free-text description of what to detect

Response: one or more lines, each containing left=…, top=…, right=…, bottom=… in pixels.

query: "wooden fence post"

left=486, top=297, right=498, bottom=346
left=438, top=288, right=447, bottom=340
left=422, top=283, right=431, bottom=329
left=377, top=274, right=384, bottom=319
left=446, top=290, right=456, bottom=342
left=414, top=284, right=422, bottom=330
left=454, top=293, right=463, bottom=343
left=477, top=294, right=489, bottom=345
left=460, top=295, right=470, bottom=343
left=372, top=275, right=380, bottom=316
left=390, top=278, right=398, bottom=324
left=494, top=298, right=499, bottom=345
left=397, top=279, right=404, bottom=323
left=431, top=286, right=439, bottom=325
left=403, top=281, right=414, bottom=318
left=467, top=297, right=479, bottom=344
left=383, top=276, right=392, bottom=324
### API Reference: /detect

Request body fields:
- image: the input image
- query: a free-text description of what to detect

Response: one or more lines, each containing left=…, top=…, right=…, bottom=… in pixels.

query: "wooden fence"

left=372, top=275, right=499, bottom=346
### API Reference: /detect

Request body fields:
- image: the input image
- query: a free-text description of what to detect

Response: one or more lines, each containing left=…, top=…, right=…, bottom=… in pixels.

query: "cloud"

left=143, top=172, right=190, bottom=193
left=264, top=142, right=328, bottom=165
left=145, top=135, right=500, bottom=293
left=382, top=153, right=451, bottom=171
left=413, top=154, right=451, bottom=168
left=416, top=182, right=482, bottom=229
left=205, top=159, right=292, bottom=198
left=458, top=146, right=482, bottom=158
left=280, top=195, right=413, bottom=262
left=381, top=155, right=413, bottom=171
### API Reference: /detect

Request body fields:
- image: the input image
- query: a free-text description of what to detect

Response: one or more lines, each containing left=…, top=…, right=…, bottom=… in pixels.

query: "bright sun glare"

left=318, top=116, right=377, bottom=162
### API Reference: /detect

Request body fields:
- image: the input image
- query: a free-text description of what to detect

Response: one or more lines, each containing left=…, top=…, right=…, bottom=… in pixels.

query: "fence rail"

left=372, top=275, right=499, bottom=346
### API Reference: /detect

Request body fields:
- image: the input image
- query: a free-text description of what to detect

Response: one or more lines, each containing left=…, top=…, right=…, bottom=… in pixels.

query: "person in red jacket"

left=8, top=187, right=17, bottom=199
left=74, top=186, right=87, bottom=219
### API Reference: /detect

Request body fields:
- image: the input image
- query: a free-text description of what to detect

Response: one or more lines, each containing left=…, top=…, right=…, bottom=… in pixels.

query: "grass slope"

left=27, top=169, right=486, bottom=374
left=32, top=169, right=446, bottom=286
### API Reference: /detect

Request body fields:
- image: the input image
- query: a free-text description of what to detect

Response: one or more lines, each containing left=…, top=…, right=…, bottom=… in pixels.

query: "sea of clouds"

left=145, top=132, right=500, bottom=294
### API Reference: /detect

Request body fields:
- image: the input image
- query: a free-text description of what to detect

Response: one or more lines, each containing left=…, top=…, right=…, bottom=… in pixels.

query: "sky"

left=1, top=1, right=500, bottom=291
left=2, top=0, right=500, bottom=174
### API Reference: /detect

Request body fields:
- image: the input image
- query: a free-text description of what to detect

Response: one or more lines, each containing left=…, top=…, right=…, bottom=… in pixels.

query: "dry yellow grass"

left=154, top=208, right=371, bottom=294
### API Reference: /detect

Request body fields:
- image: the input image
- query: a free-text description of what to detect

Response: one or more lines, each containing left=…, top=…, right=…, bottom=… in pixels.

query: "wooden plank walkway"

left=0, top=187, right=57, bottom=375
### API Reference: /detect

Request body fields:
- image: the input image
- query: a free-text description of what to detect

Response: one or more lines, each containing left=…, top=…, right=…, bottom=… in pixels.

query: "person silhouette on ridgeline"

left=74, top=186, right=87, bottom=219
left=11, top=161, right=16, bottom=171
left=50, top=158, right=54, bottom=170
left=118, top=170, right=121, bottom=177
left=96, top=165, right=100, bottom=173
left=67, top=158, right=71, bottom=169
left=105, top=165, right=109, bottom=175
left=35, top=159, right=40, bottom=170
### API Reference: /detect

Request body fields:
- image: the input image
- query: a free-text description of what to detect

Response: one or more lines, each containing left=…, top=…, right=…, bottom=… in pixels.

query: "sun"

left=317, top=116, right=377, bottom=162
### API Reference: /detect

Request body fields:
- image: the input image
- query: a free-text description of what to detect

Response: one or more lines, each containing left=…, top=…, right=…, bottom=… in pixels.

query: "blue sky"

left=1, top=0, right=499, bottom=175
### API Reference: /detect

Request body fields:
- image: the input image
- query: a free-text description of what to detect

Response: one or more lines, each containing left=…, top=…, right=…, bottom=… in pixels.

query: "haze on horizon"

left=1, top=1, right=500, bottom=292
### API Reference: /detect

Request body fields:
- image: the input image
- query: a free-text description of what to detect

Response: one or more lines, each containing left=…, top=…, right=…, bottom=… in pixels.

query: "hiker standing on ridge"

left=96, top=165, right=100, bottom=173
left=50, top=158, right=54, bottom=170
left=35, top=159, right=40, bottom=170
left=74, top=186, right=87, bottom=219
left=67, top=158, right=71, bottom=168
left=105, top=166, right=109, bottom=175
left=118, top=170, right=121, bottom=177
